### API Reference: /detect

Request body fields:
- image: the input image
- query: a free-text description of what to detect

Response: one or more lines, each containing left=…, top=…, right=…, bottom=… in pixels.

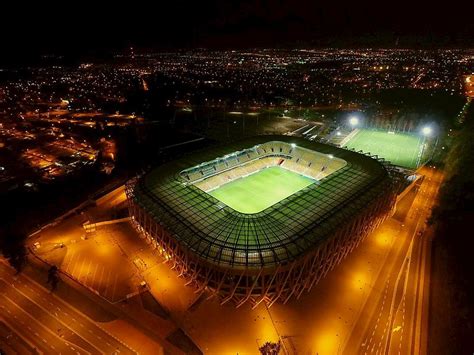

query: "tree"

left=428, top=102, right=474, bottom=354
left=259, top=341, right=281, bottom=355
left=47, top=265, right=60, bottom=290
left=0, top=226, right=28, bottom=273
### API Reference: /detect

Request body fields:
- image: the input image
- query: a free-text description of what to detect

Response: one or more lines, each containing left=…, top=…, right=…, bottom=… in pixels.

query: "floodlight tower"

left=417, top=125, right=435, bottom=168
left=349, top=116, right=359, bottom=129
left=422, top=126, right=432, bottom=136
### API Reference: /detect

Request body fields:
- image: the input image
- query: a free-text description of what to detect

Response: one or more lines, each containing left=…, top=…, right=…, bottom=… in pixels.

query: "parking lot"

left=32, top=215, right=158, bottom=303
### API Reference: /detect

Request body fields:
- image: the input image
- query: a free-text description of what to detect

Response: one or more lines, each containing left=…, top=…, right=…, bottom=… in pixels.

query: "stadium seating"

left=183, top=141, right=347, bottom=192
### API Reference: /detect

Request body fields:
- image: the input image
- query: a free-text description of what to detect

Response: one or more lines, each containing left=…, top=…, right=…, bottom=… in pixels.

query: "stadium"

left=126, top=136, right=400, bottom=307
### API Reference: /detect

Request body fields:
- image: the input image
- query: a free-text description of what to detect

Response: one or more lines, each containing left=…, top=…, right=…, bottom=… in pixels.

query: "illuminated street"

left=0, top=260, right=136, bottom=354
left=1, top=6, right=474, bottom=354
left=345, top=166, right=442, bottom=354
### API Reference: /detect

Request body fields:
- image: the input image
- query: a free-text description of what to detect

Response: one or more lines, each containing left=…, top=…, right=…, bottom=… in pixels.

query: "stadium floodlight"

left=291, top=143, right=297, bottom=148
left=328, top=154, right=334, bottom=159
left=422, top=126, right=433, bottom=136
left=336, top=131, right=341, bottom=136
left=349, top=116, right=359, bottom=127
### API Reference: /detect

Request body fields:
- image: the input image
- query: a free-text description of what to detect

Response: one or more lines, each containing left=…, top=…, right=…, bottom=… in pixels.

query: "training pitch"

left=344, top=129, right=423, bottom=169
left=208, top=166, right=314, bottom=213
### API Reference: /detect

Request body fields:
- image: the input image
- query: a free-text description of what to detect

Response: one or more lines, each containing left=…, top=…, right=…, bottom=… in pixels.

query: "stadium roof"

left=132, top=136, right=394, bottom=270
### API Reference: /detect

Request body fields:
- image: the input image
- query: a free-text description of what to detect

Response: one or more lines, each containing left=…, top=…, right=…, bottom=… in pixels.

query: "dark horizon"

left=2, top=1, right=474, bottom=65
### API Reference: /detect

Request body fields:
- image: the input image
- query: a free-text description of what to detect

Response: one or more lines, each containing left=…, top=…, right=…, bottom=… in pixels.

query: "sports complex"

left=341, top=128, right=426, bottom=170
left=126, top=136, right=400, bottom=307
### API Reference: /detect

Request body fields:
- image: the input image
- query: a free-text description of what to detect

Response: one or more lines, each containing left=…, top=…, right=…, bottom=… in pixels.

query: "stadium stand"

left=184, top=141, right=347, bottom=192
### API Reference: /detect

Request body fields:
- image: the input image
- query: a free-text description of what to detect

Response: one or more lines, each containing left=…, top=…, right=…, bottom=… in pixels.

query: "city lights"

left=0, top=43, right=468, bottom=355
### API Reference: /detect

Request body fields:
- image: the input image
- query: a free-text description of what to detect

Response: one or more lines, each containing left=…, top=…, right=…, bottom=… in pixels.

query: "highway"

left=344, top=166, right=442, bottom=355
left=0, top=319, right=38, bottom=354
left=0, top=261, right=136, bottom=355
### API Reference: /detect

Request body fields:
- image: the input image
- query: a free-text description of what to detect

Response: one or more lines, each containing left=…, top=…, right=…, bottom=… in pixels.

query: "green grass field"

left=345, top=129, right=423, bottom=169
left=209, top=166, right=314, bottom=213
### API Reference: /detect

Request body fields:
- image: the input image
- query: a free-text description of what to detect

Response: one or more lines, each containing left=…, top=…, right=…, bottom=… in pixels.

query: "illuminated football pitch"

left=345, top=129, right=424, bottom=169
left=208, top=166, right=314, bottom=213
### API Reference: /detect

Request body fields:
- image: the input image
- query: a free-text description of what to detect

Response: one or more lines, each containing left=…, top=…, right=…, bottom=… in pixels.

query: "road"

left=0, top=261, right=136, bottom=355
left=344, top=166, right=442, bottom=355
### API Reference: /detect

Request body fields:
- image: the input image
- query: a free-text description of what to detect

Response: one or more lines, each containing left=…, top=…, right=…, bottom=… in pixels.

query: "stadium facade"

left=126, top=136, right=400, bottom=308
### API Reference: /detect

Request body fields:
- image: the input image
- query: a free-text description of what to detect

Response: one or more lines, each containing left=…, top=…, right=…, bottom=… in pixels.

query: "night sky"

left=2, top=1, right=474, bottom=63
